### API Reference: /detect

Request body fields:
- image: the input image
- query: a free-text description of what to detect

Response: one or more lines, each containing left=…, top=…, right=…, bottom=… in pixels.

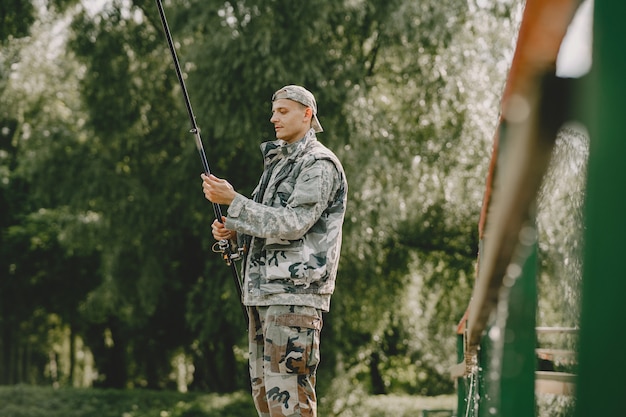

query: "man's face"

left=270, top=98, right=311, bottom=144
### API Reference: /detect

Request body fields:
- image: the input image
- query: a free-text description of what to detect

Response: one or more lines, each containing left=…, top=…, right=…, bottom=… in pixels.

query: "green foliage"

left=0, top=0, right=35, bottom=42
left=0, top=0, right=81, bottom=42
left=322, top=0, right=521, bottom=395
left=536, top=125, right=588, bottom=328
left=536, top=394, right=576, bottom=417
left=1, top=0, right=522, bottom=396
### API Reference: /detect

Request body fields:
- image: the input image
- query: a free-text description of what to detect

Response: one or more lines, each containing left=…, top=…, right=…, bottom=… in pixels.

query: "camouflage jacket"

left=225, top=129, right=347, bottom=312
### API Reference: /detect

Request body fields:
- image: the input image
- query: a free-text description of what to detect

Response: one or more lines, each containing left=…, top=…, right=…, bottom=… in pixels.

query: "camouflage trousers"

left=248, top=305, right=323, bottom=417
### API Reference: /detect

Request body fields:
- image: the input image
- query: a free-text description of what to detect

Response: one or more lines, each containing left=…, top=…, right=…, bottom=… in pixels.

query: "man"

left=201, top=85, right=348, bottom=417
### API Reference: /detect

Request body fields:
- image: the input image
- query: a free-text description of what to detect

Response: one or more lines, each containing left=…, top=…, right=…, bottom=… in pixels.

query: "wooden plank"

left=536, top=371, right=577, bottom=383
left=536, top=326, right=578, bottom=334
left=535, top=379, right=576, bottom=395
left=535, top=348, right=576, bottom=357
left=449, top=362, right=467, bottom=379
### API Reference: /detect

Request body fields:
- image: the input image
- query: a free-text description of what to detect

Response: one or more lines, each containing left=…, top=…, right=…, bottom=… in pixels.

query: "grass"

left=0, top=385, right=456, bottom=417
left=360, top=394, right=456, bottom=417
left=0, top=385, right=255, bottom=417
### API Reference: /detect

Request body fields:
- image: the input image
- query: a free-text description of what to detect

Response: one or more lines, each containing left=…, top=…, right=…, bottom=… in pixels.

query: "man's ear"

left=304, top=107, right=313, bottom=122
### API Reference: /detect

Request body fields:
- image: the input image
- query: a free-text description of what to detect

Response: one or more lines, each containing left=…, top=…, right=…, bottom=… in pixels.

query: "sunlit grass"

left=0, top=385, right=456, bottom=417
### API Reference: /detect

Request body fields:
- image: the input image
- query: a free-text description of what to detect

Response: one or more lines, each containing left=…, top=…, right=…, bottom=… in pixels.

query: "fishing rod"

left=155, top=0, right=248, bottom=327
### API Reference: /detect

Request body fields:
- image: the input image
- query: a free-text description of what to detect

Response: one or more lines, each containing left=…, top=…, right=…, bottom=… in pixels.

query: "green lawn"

left=0, top=385, right=456, bottom=417
left=0, top=385, right=254, bottom=417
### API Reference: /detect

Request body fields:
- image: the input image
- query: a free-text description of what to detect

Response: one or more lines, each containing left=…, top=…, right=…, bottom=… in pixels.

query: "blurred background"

left=0, top=0, right=585, bottom=415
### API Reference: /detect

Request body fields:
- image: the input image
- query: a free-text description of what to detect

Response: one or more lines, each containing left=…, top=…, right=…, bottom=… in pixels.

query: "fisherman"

left=202, top=85, right=348, bottom=417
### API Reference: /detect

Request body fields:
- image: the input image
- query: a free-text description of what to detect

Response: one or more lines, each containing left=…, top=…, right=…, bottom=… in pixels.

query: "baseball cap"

left=272, top=85, right=323, bottom=133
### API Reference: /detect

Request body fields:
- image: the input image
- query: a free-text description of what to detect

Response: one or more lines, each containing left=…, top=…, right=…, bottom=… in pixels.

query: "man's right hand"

left=212, top=216, right=236, bottom=241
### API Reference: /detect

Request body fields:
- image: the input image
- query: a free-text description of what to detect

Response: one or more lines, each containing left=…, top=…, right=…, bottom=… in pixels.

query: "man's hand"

left=201, top=173, right=236, bottom=205
left=211, top=216, right=236, bottom=241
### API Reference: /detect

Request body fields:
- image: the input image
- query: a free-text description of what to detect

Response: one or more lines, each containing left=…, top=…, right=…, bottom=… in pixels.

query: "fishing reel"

left=212, top=239, right=244, bottom=266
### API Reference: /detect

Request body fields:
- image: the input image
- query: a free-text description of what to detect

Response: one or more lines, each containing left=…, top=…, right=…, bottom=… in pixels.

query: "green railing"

left=574, top=1, right=626, bottom=415
left=448, top=0, right=626, bottom=416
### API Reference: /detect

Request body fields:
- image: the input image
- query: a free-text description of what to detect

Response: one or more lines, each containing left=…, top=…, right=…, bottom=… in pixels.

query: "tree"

left=0, top=0, right=99, bottom=385
left=0, top=0, right=35, bottom=42
left=321, top=0, right=522, bottom=397
left=1, top=0, right=522, bottom=394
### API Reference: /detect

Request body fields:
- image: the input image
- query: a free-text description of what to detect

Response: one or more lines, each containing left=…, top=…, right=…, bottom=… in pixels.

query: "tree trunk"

left=90, top=318, right=128, bottom=389
left=189, top=329, right=240, bottom=393
left=369, top=351, right=386, bottom=395
left=69, top=323, right=76, bottom=385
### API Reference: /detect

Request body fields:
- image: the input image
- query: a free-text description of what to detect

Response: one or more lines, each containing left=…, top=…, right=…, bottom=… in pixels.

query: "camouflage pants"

left=248, top=305, right=323, bottom=417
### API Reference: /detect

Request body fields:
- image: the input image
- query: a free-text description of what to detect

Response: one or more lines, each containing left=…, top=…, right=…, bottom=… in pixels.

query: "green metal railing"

left=447, top=0, right=626, bottom=416
left=574, top=1, right=626, bottom=415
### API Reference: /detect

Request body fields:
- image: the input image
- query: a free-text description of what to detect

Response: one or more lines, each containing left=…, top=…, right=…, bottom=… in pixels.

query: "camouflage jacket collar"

left=260, top=128, right=317, bottom=166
